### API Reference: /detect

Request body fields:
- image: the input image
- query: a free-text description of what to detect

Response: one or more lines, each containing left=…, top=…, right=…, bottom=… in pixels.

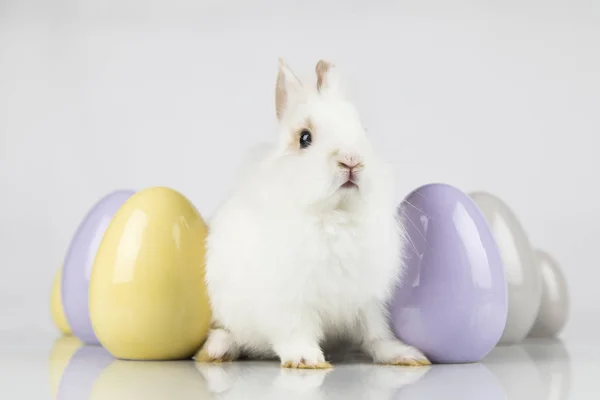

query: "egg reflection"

left=195, top=361, right=431, bottom=400
left=393, top=363, right=505, bottom=399
left=51, top=343, right=571, bottom=400
left=483, top=345, right=545, bottom=400
left=48, top=336, right=82, bottom=398
left=54, top=345, right=210, bottom=400
left=523, top=338, right=572, bottom=400
left=88, top=360, right=209, bottom=400
left=57, top=346, right=114, bottom=400
left=50, top=338, right=571, bottom=400
left=195, top=358, right=509, bottom=400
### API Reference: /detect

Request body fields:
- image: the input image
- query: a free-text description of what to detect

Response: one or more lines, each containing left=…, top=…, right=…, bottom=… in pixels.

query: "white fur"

left=197, top=59, right=429, bottom=367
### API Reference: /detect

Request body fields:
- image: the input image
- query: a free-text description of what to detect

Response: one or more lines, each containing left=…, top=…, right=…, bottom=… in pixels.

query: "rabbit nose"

left=337, top=154, right=363, bottom=171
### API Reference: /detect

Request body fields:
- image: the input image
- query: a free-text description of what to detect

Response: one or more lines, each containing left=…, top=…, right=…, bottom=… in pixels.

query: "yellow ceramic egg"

left=50, top=266, right=72, bottom=335
left=48, top=336, right=82, bottom=398
left=89, top=187, right=211, bottom=360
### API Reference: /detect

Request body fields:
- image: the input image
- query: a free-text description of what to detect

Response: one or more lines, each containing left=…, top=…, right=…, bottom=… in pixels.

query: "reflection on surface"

left=393, top=363, right=505, bottom=399
left=196, top=361, right=432, bottom=399
left=522, top=338, right=571, bottom=400
left=49, top=339, right=572, bottom=399
left=48, top=336, right=82, bottom=398
left=484, top=344, right=545, bottom=399
left=89, top=359, right=209, bottom=400
left=57, top=345, right=114, bottom=400
left=484, top=338, right=571, bottom=400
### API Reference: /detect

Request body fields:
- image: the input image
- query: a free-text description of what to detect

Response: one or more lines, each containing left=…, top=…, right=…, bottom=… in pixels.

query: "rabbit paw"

left=276, top=342, right=332, bottom=369
left=194, top=328, right=239, bottom=363
left=369, top=339, right=431, bottom=366
left=281, top=360, right=333, bottom=369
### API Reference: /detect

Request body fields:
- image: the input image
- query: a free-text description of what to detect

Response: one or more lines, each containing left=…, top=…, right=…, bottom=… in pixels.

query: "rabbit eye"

left=299, top=130, right=312, bottom=149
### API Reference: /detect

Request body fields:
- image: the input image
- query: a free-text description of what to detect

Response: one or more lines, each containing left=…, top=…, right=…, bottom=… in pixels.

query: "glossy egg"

left=469, top=191, right=542, bottom=345
left=62, top=190, right=135, bottom=344
left=527, top=250, right=569, bottom=338
left=390, top=183, right=507, bottom=364
left=89, top=187, right=212, bottom=360
left=51, top=266, right=71, bottom=335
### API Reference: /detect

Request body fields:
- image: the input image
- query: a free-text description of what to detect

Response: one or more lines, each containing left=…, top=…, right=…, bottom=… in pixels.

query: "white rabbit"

left=195, top=58, right=430, bottom=369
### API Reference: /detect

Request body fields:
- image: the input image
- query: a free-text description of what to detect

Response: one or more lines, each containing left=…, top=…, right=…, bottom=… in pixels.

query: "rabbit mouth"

left=341, top=180, right=358, bottom=189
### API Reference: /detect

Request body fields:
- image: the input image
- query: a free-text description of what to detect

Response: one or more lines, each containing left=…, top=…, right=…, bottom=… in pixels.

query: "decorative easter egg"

left=48, top=336, right=82, bottom=398
left=62, top=190, right=135, bottom=344
left=89, top=187, right=211, bottom=360
left=469, top=191, right=542, bottom=345
left=390, top=183, right=507, bottom=364
left=51, top=266, right=71, bottom=335
left=527, top=250, right=569, bottom=338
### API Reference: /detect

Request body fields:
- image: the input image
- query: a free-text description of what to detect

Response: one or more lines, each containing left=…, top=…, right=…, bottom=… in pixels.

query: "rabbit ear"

left=316, top=59, right=341, bottom=95
left=276, top=58, right=303, bottom=120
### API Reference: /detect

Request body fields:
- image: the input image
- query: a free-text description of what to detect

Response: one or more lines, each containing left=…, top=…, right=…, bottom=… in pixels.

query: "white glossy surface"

left=2, top=334, right=598, bottom=399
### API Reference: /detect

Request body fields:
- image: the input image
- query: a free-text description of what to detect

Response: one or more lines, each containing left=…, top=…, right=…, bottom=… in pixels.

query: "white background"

left=1, top=0, right=598, bottom=341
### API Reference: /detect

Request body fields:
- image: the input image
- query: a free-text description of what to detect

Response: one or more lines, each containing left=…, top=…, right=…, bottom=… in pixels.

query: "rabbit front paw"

left=368, top=339, right=431, bottom=367
left=274, top=341, right=332, bottom=369
left=194, top=328, right=240, bottom=363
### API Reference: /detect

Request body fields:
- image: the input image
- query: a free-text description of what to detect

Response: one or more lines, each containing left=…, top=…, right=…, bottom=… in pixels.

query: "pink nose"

left=338, top=160, right=361, bottom=170
left=337, top=154, right=363, bottom=171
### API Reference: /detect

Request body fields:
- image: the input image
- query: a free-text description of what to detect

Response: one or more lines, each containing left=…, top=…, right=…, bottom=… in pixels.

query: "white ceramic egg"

left=469, top=191, right=542, bottom=345
left=527, top=250, right=569, bottom=338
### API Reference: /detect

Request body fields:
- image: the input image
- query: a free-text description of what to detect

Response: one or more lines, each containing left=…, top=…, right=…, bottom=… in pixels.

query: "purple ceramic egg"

left=390, top=183, right=507, bottom=364
left=62, top=190, right=135, bottom=344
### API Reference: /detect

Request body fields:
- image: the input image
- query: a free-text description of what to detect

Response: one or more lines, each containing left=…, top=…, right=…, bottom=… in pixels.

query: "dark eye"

left=299, top=130, right=312, bottom=149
